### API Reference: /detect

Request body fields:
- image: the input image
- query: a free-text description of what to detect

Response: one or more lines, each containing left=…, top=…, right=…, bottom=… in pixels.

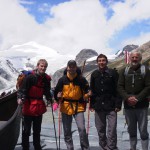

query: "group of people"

left=17, top=49, right=150, bottom=150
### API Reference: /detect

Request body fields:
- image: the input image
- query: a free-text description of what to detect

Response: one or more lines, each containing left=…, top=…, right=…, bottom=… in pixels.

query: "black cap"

left=67, top=60, right=77, bottom=67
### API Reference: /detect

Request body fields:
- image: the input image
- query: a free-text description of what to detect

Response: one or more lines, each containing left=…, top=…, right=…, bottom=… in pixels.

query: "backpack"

left=124, top=65, right=146, bottom=77
left=16, top=70, right=32, bottom=90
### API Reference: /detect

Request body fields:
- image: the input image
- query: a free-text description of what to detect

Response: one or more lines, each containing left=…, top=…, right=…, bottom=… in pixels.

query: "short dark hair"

left=67, top=60, right=77, bottom=67
left=96, top=54, right=108, bottom=63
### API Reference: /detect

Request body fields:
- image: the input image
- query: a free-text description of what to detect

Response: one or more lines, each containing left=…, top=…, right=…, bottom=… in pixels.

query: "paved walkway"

left=15, top=107, right=150, bottom=150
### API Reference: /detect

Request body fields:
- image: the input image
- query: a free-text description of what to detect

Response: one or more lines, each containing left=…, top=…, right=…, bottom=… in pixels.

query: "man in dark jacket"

left=17, top=59, right=52, bottom=150
left=118, top=50, right=150, bottom=150
left=90, top=54, right=122, bottom=150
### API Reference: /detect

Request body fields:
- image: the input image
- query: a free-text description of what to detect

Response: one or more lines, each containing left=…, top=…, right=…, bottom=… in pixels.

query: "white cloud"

left=122, top=32, right=150, bottom=46
left=0, top=0, right=150, bottom=56
left=0, top=0, right=42, bottom=49
left=43, top=0, right=108, bottom=54
left=107, top=0, right=150, bottom=36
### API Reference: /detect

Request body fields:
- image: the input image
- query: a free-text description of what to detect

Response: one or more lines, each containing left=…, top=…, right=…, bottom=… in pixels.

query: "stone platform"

left=15, top=107, right=150, bottom=150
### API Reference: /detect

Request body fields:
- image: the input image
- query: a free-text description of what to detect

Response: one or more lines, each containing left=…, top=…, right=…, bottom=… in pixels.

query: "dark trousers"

left=125, top=108, right=149, bottom=150
left=95, top=111, right=118, bottom=150
left=22, top=115, right=42, bottom=150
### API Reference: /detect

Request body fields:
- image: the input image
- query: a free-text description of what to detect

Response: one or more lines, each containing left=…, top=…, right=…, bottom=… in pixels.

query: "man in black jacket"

left=118, top=50, right=150, bottom=150
left=90, top=54, right=122, bottom=150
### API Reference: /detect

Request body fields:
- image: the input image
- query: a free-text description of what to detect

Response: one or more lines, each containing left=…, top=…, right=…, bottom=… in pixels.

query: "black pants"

left=22, top=115, right=42, bottom=150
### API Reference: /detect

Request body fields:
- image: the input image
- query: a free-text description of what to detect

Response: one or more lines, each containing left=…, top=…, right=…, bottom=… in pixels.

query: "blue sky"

left=0, top=0, right=150, bottom=55
left=109, top=18, right=150, bottom=52
left=19, top=0, right=71, bottom=23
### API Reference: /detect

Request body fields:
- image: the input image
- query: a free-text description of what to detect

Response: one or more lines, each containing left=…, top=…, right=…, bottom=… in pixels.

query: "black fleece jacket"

left=90, top=68, right=122, bottom=111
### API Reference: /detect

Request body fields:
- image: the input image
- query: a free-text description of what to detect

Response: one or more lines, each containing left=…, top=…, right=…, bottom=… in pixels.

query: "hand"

left=52, top=102, right=59, bottom=111
left=88, top=90, right=92, bottom=97
left=17, top=99, right=23, bottom=105
left=90, top=108, right=95, bottom=112
left=57, top=92, right=62, bottom=99
left=46, top=100, right=51, bottom=106
left=115, top=108, right=120, bottom=112
left=127, top=96, right=138, bottom=106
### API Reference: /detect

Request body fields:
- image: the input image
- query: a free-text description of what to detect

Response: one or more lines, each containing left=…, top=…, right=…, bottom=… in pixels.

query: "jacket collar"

left=99, top=66, right=109, bottom=73
left=67, top=72, right=77, bottom=81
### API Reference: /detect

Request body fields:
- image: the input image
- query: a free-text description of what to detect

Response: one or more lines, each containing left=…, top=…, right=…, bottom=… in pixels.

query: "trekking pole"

left=81, top=59, right=91, bottom=135
left=21, top=107, right=24, bottom=146
left=81, top=60, right=86, bottom=75
left=86, top=97, right=91, bottom=135
left=50, top=103, right=59, bottom=150
left=19, top=104, right=25, bottom=146
left=58, top=100, right=61, bottom=150
left=22, top=115, right=24, bottom=136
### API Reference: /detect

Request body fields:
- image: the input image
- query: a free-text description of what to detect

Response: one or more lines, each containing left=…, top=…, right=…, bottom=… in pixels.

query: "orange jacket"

left=54, top=73, right=89, bottom=115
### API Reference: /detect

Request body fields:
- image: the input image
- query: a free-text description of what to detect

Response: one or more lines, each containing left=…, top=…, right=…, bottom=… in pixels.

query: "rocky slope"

left=0, top=58, right=18, bottom=92
left=117, top=44, right=139, bottom=57
left=85, top=41, right=150, bottom=82
left=52, top=49, right=98, bottom=87
left=75, top=49, right=98, bottom=66
left=52, top=41, right=150, bottom=86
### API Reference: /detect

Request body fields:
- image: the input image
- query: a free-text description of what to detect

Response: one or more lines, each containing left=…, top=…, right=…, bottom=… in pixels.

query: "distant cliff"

left=75, top=49, right=98, bottom=66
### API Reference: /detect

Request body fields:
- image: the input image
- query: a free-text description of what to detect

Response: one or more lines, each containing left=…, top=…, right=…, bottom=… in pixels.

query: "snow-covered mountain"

left=0, top=58, right=18, bottom=92
left=115, top=50, right=122, bottom=56
left=0, top=42, right=74, bottom=75
left=86, top=54, right=117, bottom=63
left=0, top=41, right=140, bottom=91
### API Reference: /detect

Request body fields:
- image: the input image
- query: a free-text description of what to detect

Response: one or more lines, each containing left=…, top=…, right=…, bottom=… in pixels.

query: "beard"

left=130, top=61, right=140, bottom=69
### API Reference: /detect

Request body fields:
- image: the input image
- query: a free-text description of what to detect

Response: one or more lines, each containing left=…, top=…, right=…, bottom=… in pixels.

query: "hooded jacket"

left=54, top=72, right=89, bottom=115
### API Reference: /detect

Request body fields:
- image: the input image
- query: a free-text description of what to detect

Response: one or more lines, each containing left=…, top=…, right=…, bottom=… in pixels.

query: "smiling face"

left=97, top=57, right=107, bottom=69
left=36, top=61, right=47, bottom=75
left=37, top=62, right=47, bottom=75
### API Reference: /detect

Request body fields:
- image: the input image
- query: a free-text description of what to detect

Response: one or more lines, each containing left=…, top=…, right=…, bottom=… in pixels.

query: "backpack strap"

left=124, top=65, right=146, bottom=77
left=140, top=65, right=145, bottom=78
left=124, top=66, right=130, bottom=76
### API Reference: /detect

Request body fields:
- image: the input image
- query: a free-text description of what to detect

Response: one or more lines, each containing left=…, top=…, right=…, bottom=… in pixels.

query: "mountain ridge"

left=52, top=41, right=150, bottom=86
left=0, top=41, right=149, bottom=90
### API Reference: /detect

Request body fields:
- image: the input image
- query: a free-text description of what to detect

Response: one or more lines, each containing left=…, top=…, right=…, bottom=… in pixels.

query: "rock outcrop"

left=117, top=44, right=139, bottom=57
left=75, top=49, right=98, bottom=66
